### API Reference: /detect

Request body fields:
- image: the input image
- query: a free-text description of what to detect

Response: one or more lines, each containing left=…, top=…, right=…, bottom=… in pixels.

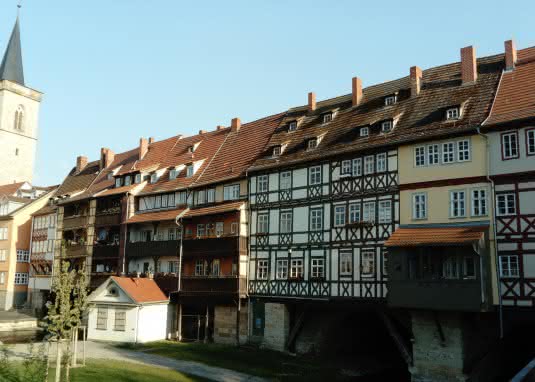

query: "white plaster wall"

left=137, top=303, right=169, bottom=343
left=87, top=305, right=138, bottom=343
left=489, top=128, right=535, bottom=176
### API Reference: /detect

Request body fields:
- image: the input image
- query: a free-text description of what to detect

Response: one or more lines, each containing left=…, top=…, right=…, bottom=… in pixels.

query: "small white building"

left=87, top=276, right=169, bottom=343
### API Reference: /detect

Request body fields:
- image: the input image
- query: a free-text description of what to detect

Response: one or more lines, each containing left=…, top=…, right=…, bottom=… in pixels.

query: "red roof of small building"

left=111, top=276, right=168, bottom=303
left=385, top=225, right=487, bottom=247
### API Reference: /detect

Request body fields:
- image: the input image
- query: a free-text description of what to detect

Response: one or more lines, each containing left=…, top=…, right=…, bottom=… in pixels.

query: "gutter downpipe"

left=245, top=169, right=252, bottom=339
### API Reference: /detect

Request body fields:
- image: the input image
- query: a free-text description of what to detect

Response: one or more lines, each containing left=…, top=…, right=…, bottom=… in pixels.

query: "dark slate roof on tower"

left=0, top=18, right=24, bottom=86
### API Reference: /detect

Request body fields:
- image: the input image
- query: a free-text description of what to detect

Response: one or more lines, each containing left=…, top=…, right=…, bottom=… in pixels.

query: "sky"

left=1, top=0, right=534, bottom=186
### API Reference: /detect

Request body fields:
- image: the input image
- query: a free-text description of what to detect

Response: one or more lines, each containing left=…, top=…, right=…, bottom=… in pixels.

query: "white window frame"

left=310, top=208, right=323, bottom=231
left=307, top=138, right=318, bottom=150
left=341, top=160, right=352, bottom=175
left=14, top=272, right=28, bottom=285
left=195, top=260, right=204, bottom=276
left=280, top=171, right=292, bottom=190
left=186, top=165, right=194, bottom=178
left=311, top=258, right=324, bottom=279
left=446, top=107, right=460, bottom=120
left=207, top=188, right=215, bottom=203
left=457, top=140, right=471, bottom=162
left=471, top=188, right=487, bottom=217
left=215, top=222, right=224, bottom=237
left=290, top=259, right=304, bottom=278
left=322, top=113, right=333, bottom=124
left=502, top=132, right=519, bottom=160
left=384, top=95, right=396, bottom=106
left=412, top=193, right=427, bottom=220
left=450, top=190, right=466, bottom=218
left=272, top=146, right=282, bottom=157
left=496, top=193, right=516, bottom=216
left=378, top=200, right=392, bottom=224
left=527, top=129, right=535, bottom=155
left=349, top=203, right=361, bottom=224
left=427, top=144, right=440, bottom=165
left=361, top=249, right=375, bottom=276
left=16, top=250, right=29, bottom=263
left=352, top=158, right=362, bottom=177
left=169, top=168, right=178, bottom=180
left=364, top=156, right=374, bottom=175
left=257, top=175, right=269, bottom=193
left=280, top=211, right=292, bottom=233
left=376, top=153, right=387, bottom=172
left=442, top=142, right=455, bottom=163
left=115, top=177, right=122, bottom=188
left=276, top=259, right=288, bottom=279
left=309, top=166, right=322, bottom=185
left=360, top=127, right=369, bottom=137
left=257, top=213, right=269, bottom=234
left=223, top=184, right=240, bottom=201
left=288, top=121, right=297, bottom=132
left=134, top=173, right=142, bottom=184
left=334, top=205, right=346, bottom=227
left=363, top=201, right=375, bottom=223
left=500, top=255, right=519, bottom=278
left=381, top=120, right=393, bottom=133
left=150, top=173, right=158, bottom=184
left=415, top=146, right=426, bottom=167
left=340, top=250, right=353, bottom=276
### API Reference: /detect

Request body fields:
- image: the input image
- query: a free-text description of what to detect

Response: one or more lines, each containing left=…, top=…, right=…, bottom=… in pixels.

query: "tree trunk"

left=44, top=341, right=51, bottom=382
left=54, top=341, right=62, bottom=382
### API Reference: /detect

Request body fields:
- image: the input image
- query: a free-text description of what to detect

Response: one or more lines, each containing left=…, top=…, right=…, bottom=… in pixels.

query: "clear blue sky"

left=1, top=0, right=533, bottom=186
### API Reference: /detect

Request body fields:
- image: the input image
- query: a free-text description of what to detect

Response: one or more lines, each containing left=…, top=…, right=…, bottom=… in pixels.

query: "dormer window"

left=446, top=107, right=460, bottom=120
left=107, top=173, right=114, bottom=181
left=134, top=173, right=141, bottom=184
left=169, top=168, right=179, bottom=180
left=360, top=127, right=369, bottom=137
left=186, top=165, right=194, bottom=178
left=322, top=113, right=333, bottom=124
left=384, top=95, right=396, bottom=106
left=115, top=177, right=122, bottom=188
left=188, top=142, right=201, bottom=153
left=124, top=176, right=131, bottom=186
left=288, top=121, right=298, bottom=132
left=307, top=138, right=318, bottom=150
left=150, top=173, right=158, bottom=184
left=381, top=120, right=393, bottom=133
left=273, top=146, right=282, bottom=157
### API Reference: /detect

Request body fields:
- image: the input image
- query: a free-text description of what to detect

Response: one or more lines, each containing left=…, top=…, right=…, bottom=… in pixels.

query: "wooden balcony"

left=153, top=274, right=247, bottom=297
left=182, top=236, right=247, bottom=258
left=95, top=213, right=121, bottom=227
left=63, top=244, right=89, bottom=258
left=62, top=215, right=89, bottom=230
left=126, top=240, right=179, bottom=258
left=93, top=244, right=120, bottom=259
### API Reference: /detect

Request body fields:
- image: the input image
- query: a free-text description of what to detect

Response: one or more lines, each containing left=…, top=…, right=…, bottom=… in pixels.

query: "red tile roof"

left=184, top=201, right=244, bottom=218
left=0, top=182, right=26, bottom=196
left=385, top=225, right=487, bottom=247
left=111, top=276, right=168, bottom=303
left=127, top=207, right=187, bottom=224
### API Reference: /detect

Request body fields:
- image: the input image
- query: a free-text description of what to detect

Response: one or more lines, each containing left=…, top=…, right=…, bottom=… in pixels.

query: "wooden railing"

left=62, top=215, right=88, bottom=230
left=95, top=213, right=121, bottom=226
left=93, top=244, right=120, bottom=259
left=126, top=240, right=179, bottom=258
left=63, top=244, right=89, bottom=258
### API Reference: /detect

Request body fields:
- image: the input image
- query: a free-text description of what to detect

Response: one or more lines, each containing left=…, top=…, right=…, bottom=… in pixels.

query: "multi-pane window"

left=169, top=168, right=178, bottom=179
left=496, top=193, right=516, bottom=216
left=272, top=146, right=281, bottom=157
left=197, top=224, right=205, bottom=238
left=96, top=307, right=108, bottom=330
left=207, top=189, right=216, bottom=203
left=311, top=259, right=324, bottom=279
left=376, top=153, right=387, bottom=172
left=341, top=160, right=352, bottom=175
left=381, top=120, right=393, bottom=132
left=14, top=272, right=28, bottom=285
left=280, top=211, right=292, bottom=233
left=195, top=260, right=204, bottom=276
left=276, top=259, right=288, bottom=279
left=280, top=171, right=292, bottom=189
left=442, top=142, right=455, bottom=163
left=340, top=250, right=352, bottom=275
left=361, top=249, right=375, bottom=276
left=307, top=138, right=318, bottom=150
left=124, top=176, right=131, bottom=186
left=378, top=201, right=392, bottom=223
left=16, top=250, right=29, bottom=262
left=168, top=261, right=179, bottom=273
left=223, top=184, right=240, bottom=200
left=114, top=309, right=126, bottom=331
left=427, top=144, right=440, bottom=165
left=290, top=259, right=304, bottom=278
left=500, top=256, right=519, bottom=277
left=446, top=107, right=460, bottom=120
left=257, top=214, right=269, bottom=234
left=310, top=208, right=323, bottom=231
left=450, top=191, right=466, bottom=218
left=415, top=146, right=426, bottom=166
left=412, top=193, right=427, bottom=219
left=257, top=175, right=269, bottom=193
left=364, top=156, right=374, bottom=175
left=134, top=173, right=142, bottom=184
left=323, top=113, right=333, bottom=123
left=349, top=203, right=361, bottom=223
left=527, top=129, right=535, bottom=155
left=195, top=190, right=207, bottom=205
left=257, top=260, right=269, bottom=279
left=457, top=140, right=470, bottom=162
left=309, top=166, right=322, bottom=185
left=186, top=165, right=194, bottom=178
left=502, top=132, right=519, bottom=159
left=360, top=127, right=369, bottom=137
left=363, top=202, right=375, bottom=223
left=288, top=121, right=297, bottom=132
left=215, top=222, right=224, bottom=237
left=334, top=205, right=346, bottom=227
left=115, top=177, right=122, bottom=188
left=0, top=249, right=5, bottom=261
left=471, top=189, right=487, bottom=216
left=352, top=158, right=362, bottom=176
left=385, top=95, right=396, bottom=106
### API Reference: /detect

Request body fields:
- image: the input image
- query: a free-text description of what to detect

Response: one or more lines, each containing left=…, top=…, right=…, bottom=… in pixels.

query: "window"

left=257, top=214, right=269, bottom=234
left=215, top=222, right=224, bottom=237
left=257, top=175, right=268, bottom=193
left=471, top=189, right=487, bottom=216
left=364, top=156, right=374, bottom=175
left=334, top=205, right=346, bottom=227
left=349, top=203, right=361, bottom=223
left=290, top=259, right=304, bottom=278
left=442, top=142, right=455, bottom=163
left=0, top=249, right=5, bottom=261
left=363, top=202, right=375, bottom=223
left=527, top=129, right=535, bottom=155
left=207, top=188, right=215, bottom=203
left=168, top=228, right=176, bottom=241
left=502, top=132, right=519, bottom=159
left=412, top=193, right=427, bottom=219
left=231, top=222, right=238, bottom=235
left=134, top=173, right=141, bottom=184
left=341, top=160, right=352, bottom=175
left=360, top=127, right=369, bottom=137
left=115, top=177, right=122, bottom=188
left=169, top=168, right=178, bottom=179
left=352, top=158, right=362, bottom=176
left=311, top=259, right=324, bottom=279
left=310, top=208, right=323, bottom=231
left=186, top=165, right=194, bottom=178
left=322, top=113, right=333, bottom=123
left=16, top=250, right=29, bottom=262
left=114, top=309, right=126, bottom=331
left=14, top=105, right=24, bottom=131
left=307, top=138, right=318, bottom=150
left=446, top=107, right=460, bottom=120
left=381, top=120, right=393, bottom=133
left=288, top=121, right=297, bottom=132
left=309, top=166, right=322, bottom=185
left=150, top=173, right=158, bottom=184
left=442, top=257, right=459, bottom=279
left=280, top=211, right=292, bottom=233
left=0, top=272, right=4, bottom=284
left=376, top=153, right=387, bottom=172
left=415, top=146, right=426, bottom=167
left=0, top=227, right=8, bottom=240
left=273, top=146, right=281, bottom=157
left=361, top=249, right=375, bottom=276
left=496, top=193, right=516, bottom=216
left=212, top=259, right=220, bottom=276
left=378, top=200, right=392, bottom=223
left=427, top=144, right=440, bottom=165
left=457, top=140, right=470, bottom=162
left=276, top=259, right=288, bottom=279
left=197, top=224, right=205, bottom=238
left=195, top=260, right=204, bottom=276
left=176, top=191, right=187, bottom=205
left=463, top=257, right=476, bottom=279
left=96, top=307, right=108, bottom=330
left=450, top=190, right=466, bottom=218
left=500, top=256, right=520, bottom=278
left=340, top=250, right=352, bottom=275
left=385, top=95, right=396, bottom=106
left=195, top=190, right=206, bottom=205
left=14, top=272, right=28, bottom=285
left=223, top=184, right=240, bottom=200
left=257, top=260, right=269, bottom=279
left=280, top=171, right=292, bottom=189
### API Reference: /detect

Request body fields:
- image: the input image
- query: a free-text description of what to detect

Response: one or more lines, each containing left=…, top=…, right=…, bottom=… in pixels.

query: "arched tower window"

left=14, top=105, right=24, bottom=132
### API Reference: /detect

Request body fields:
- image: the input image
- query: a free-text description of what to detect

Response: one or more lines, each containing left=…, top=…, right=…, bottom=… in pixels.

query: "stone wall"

left=262, top=303, right=289, bottom=352
left=213, top=304, right=248, bottom=345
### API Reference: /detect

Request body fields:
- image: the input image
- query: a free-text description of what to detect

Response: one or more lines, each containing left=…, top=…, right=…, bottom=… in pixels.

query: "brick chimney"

left=308, top=92, right=316, bottom=111
left=76, top=156, right=88, bottom=173
left=410, top=66, right=422, bottom=97
left=216, top=125, right=225, bottom=131
left=148, top=137, right=155, bottom=144
left=505, top=40, right=517, bottom=71
left=352, top=77, right=363, bottom=107
left=461, top=46, right=478, bottom=84
left=231, top=118, right=241, bottom=132
left=139, top=137, right=148, bottom=160
left=100, top=148, right=115, bottom=169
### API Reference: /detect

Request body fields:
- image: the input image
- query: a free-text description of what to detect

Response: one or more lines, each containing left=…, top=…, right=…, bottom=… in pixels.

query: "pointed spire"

left=0, top=17, right=25, bottom=86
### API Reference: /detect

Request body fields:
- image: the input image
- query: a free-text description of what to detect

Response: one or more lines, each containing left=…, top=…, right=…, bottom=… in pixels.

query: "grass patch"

left=118, top=341, right=344, bottom=381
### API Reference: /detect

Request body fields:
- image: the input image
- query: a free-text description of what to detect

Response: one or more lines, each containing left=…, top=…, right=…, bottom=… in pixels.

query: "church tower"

left=0, top=16, right=42, bottom=184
